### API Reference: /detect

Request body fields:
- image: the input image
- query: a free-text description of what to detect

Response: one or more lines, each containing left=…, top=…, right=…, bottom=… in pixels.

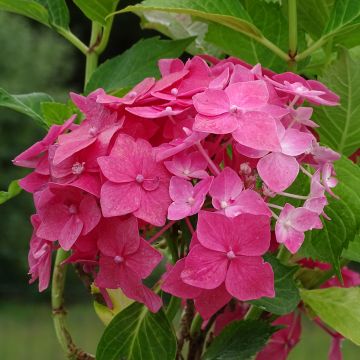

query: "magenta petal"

left=19, top=172, right=48, bottom=193
left=78, top=195, right=101, bottom=234
left=169, top=177, right=193, bottom=201
left=194, top=113, right=238, bottom=134
left=162, top=259, right=202, bottom=299
left=58, top=215, right=84, bottom=250
left=233, top=189, right=272, bottom=217
left=98, top=156, right=136, bottom=183
left=100, top=181, right=141, bottom=217
left=257, top=152, right=299, bottom=192
left=168, top=202, right=191, bottom=220
left=194, top=284, right=232, bottom=320
left=181, top=244, right=228, bottom=289
left=225, top=256, right=275, bottom=301
left=232, top=112, right=281, bottom=152
left=193, top=89, right=229, bottom=116
left=126, top=239, right=162, bottom=279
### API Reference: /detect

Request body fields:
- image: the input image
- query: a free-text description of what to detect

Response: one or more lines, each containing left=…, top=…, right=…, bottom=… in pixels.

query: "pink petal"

left=193, top=89, right=229, bottom=116
left=280, top=129, right=313, bottom=156
left=100, top=182, right=141, bottom=217
left=168, top=202, right=191, bottom=220
left=232, top=189, right=272, bottom=217
left=194, top=284, right=232, bottom=320
left=78, top=195, right=101, bottom=234
left=181, top=244, right=228, bottom=289
left=161, top=259, right=202, bottom=299
left=225, top=256, right=275, bottom=301
left=126, top=239, right=162, bottom=279
left=98, top=156, right=137, bottom=183
left=58, top=215, right=84, bottom=250
left=193, top=113, right=238, bottom=134
left=257, top=152, right=299, bottom=192
left=290, top=207, right=322, bottom=232
left=232, top=112, right=281, bottom=152
left=169, top=177, right=193, bottom=201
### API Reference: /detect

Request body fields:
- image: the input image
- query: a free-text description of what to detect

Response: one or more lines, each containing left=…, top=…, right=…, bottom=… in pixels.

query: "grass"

left=0, top=302, right=359, bottom=359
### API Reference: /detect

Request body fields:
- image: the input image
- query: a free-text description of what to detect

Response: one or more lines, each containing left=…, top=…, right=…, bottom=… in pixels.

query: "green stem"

left=51, top=249, right=95, bottom=360
left=295, top=36, right=327, bottom=61
left=84, top=22, right=102, bottom=88
left=288, top=0, right=298, bottom=58
left=96, top=17, right=115, bottom=55
left=244, top=305, right=264, bottom=321
left=258, top=36, right=290, bottom=62
left=57, top=28, right=89, bottom=55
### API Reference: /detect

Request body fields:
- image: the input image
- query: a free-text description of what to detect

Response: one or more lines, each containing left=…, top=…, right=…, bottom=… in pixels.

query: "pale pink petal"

left=280, top=129, right=313, bottom=156
left=290, top=207, right=322, bottom=232
left=225, top=256, right=275, bottom=300
left=193, top=113, right=238, bottom=134
left=169, top=177, right=193, bottom=201
left=232, top=189, right=272, bottom=217
left=257, top=152, right=299, bottom=192
left=232, top=112, right=281, bottom=152
left=181, top=244, right=228, bottom=289
left=168, top=202, right=191, bottom=220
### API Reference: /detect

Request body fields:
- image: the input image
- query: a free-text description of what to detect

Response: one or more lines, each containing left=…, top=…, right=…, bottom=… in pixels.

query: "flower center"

left=128, top=91, right=137, bottom=99
left=226, top=250, right=236, bottom=260
left=165, top=106, right=173, bottom=113
left=89, top=126, right=97, bottom=136
left=229, top=105, right=239, bottom=113
left=135, top=174, right=144, bottom=183
left=187, top=196, right=195, bottom=205
left=68, top=204, right=77, bottom=214
left=114, top=255, right=124, bottom=264
left=183, top=169, right=190, bottom=175
left=71, top=162, right=85, bottom=175
left=171, top=87, right=178, bottom=96
left=220, top=200, right=228, bottom=209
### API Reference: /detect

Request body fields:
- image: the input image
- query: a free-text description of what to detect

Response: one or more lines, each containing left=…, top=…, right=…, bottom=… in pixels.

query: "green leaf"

left=299, top=157, right=360, bottom=277
left=206, top=1, right=288, bottom=72
left=0, top=180, right=22, bottom=205
left=296, top=0, right=334, bottom=39
left=313, top=48, right=360, bottom=156
left=0, top=0, right=49, bottom=26
left=41, top=101, right=74, bottom=126
left=86, top=36, right=193, bottom=93
left=42, top=0, right=70, bottom=29
left=301, top=287, right=360, bottom=345
left=73, top=0, right=119, bottom=25
left=139, top=11, right=222, bottom=56
left=117, top=0, right=262, bottom=38
left=323, top=0, right=360, bottom=39
left=0, top=88, right=53, bottom=127
left=203, top=319, right=277, bottom=360
left=250, top=255, right=300, bottom=315
left=96, top=302, right=177, bottom=360
left=343, top=232, right=360, bottom=262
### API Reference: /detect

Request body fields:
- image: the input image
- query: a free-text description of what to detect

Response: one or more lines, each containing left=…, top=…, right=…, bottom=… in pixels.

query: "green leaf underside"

left=313, top=48, right=360, bottom=156
left=203, top=320, right=277, bottom=360
left=96, top=302, right=177, bottom=360
left=301, top=287, right=360, bottom=345
left=343, top=233, right=360, bottom=262
left=73, top=0, right=119, bottom=25
left=299, top=157, right=360, bottom=277
left=86, top=36, right=193, bottom=93
left=41, top=102, right=74, bottom=126
left=116, top=0, right=262, bottom=38
left=0, top=0, right=49, bottom=26
left=250, top=254, right=300, bottom=315
left=0, top=180, right=22, bottom=205
left=0, top=88, right=53, bottom=127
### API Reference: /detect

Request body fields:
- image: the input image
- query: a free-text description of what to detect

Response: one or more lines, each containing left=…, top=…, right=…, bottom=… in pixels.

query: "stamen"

left=170, top=88, right=178, bottom=96
left=114, top=255, right=124, bottom=264
left=68, top=204, right=77, bottom=214
left=226, top=250, right=236, bottom=260
left=135, top=174, right=144, bottom=183
left=220, top=200, right=228, bottom=209
left=71, top=162, right=85, bottom=175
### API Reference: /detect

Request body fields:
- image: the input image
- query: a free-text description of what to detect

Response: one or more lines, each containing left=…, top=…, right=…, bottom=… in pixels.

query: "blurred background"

left=0, top=1, right=358, bottom=359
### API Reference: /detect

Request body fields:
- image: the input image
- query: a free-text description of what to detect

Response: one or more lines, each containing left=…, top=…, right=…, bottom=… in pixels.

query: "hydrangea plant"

left=1, top=1, right=360, bottom=359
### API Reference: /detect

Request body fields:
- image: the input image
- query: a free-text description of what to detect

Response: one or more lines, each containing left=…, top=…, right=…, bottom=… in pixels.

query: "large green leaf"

left=0, top=180, right=22, bottom=205
left=300, top=157, right=360, bottom=277
left=42, top=0, right=69, bottom=29
left=313, top=48, right=360, bottom=156
left=96, top=302, right=177, bottom=360
left=0, top=88, right=53, bottom=127
left=73, top=0, right=119, bottom=25
left=301, top=287, right=360, bottom=345
left=0, top=0, right=49, bottom=26
left=323, top=0, right=360, bottom=39
left=250, top=255, right=300, bottom=315
left=41, top=101, right=75, bottom=126
left=116, top=0, right=262, bottom=39
left=343, top=233, right=360, bottom=262
left=206, top=1, right=288, bottom=72
left=86, top=36, right=193, bottom=93
left=203, top=320, right=277, bottom=360
left=139, top=11, right=222, bottom=56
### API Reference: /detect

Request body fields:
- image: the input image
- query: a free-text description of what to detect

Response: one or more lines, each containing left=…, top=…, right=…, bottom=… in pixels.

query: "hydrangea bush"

left=1, top=1, right=360, bottom=360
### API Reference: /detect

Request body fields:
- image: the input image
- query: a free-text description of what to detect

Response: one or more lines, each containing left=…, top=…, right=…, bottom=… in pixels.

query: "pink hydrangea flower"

left=98, top=134, right=171, bottom=226
left=95, top=216, right=162, bottom=312
left=35, top=186, right=101, bottom=250
left=256, top=313, right=302, bottom=360
left=164, top=151, right=208, bottom=179
left=268, top=72, right=339, bottom=106
left=181, top=211, right=275, bottom=301
left=209, top=167, right=271, bottom=217
left=304, top=170, right=328, bottom=215
left=167, top=176, right=213, bottom=220
left=275, top=204, right=322, bottom=253
left=28, top=215, right=53, bottom=292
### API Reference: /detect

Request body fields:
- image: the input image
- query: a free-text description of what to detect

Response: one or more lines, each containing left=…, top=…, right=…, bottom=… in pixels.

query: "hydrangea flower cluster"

left=15, top=56, right=340, bottom=318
